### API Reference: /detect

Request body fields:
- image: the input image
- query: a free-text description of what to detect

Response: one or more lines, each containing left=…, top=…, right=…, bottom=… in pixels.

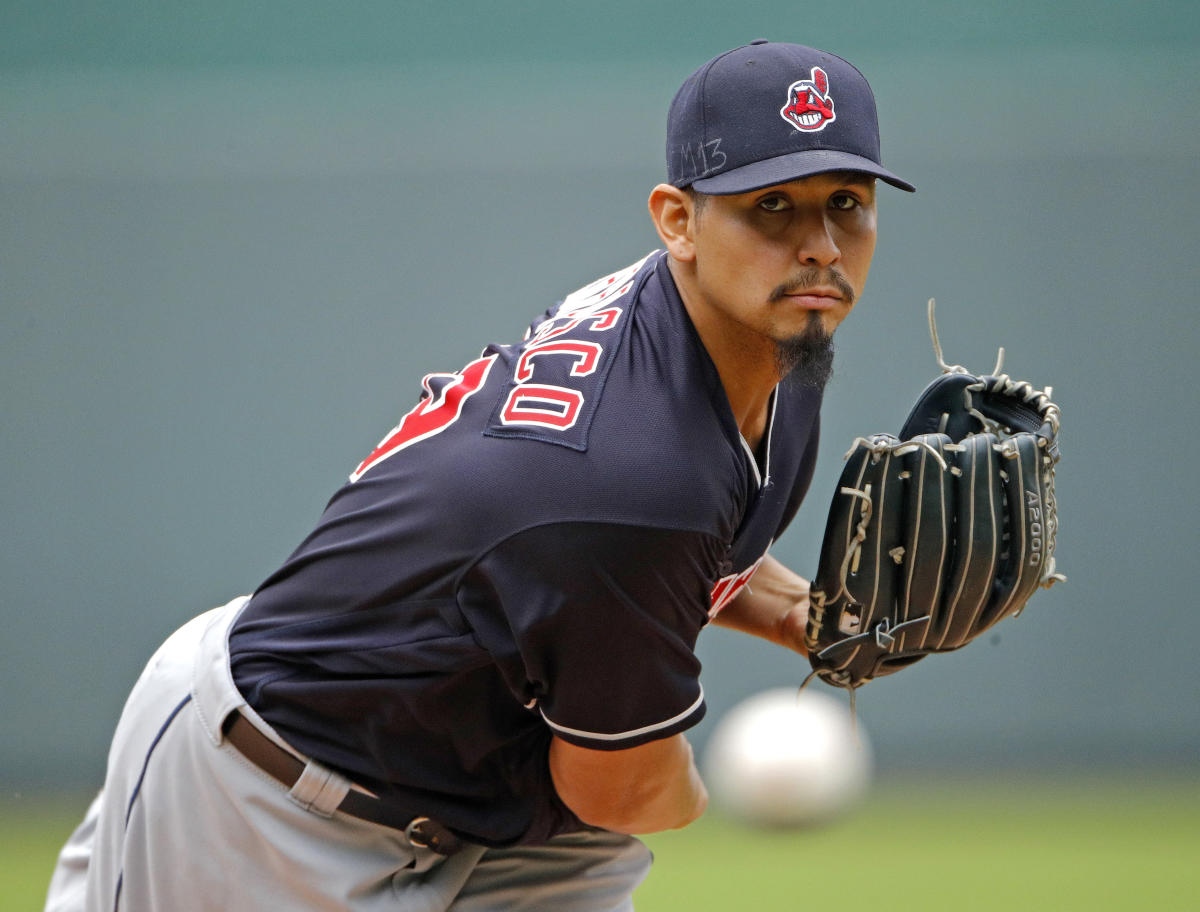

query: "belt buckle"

left=404, top=816, right=463, bottom=856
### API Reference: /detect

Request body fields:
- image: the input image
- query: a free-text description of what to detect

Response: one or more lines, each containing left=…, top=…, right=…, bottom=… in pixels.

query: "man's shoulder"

left=480, top=251, right=665, bottom=453
left=341, top=248, right=743, bottom=537
left=476, top=250, right=742, bottom=525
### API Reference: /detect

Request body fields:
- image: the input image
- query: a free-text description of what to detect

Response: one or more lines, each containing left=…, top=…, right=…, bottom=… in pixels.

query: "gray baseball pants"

left=44, top=597, right=652, bottom=911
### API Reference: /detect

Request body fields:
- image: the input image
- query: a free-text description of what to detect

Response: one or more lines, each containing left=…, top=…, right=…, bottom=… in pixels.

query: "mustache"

left=769, top=267, right=856, bottom=305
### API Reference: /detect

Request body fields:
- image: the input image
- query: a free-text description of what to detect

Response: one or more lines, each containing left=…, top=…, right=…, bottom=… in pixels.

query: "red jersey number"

left=350, top=354, right=497, bottom=482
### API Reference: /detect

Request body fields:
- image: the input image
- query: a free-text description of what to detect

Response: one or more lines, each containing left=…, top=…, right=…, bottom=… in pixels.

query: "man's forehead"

left=703, top=171, right=875, bottom=200
left=770, top=171, right=877, bottom=191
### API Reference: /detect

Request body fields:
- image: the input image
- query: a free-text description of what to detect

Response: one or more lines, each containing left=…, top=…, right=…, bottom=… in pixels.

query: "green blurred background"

left=3, top=2, right=1198, bottom=909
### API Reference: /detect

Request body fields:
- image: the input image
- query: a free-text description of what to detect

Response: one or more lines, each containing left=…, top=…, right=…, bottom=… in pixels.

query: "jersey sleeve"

left=457, top=521, right=721, bottom=750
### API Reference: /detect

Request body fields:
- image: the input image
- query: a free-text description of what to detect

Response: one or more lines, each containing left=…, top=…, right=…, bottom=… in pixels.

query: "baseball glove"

left=804, top=301, right=1064, bottom=691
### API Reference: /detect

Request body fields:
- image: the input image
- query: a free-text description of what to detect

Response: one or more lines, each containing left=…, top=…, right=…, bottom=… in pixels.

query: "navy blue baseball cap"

left=667, top=40, right=914, bottom=194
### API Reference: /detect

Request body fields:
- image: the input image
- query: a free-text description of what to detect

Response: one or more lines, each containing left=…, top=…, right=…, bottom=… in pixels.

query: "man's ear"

left=647, top=184, right=696, bottom=263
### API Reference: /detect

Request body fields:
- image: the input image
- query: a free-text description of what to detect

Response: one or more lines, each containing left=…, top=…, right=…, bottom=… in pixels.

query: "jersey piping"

left=738, top=388, right=779, bottom=489
left=540, top=686, right=706, bottom=742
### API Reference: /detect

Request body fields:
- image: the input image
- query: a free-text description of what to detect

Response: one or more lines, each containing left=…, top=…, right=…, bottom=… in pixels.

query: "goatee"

left=776, top=313, right=835, bottom=391
left=768, top=266, right=850, bottom=391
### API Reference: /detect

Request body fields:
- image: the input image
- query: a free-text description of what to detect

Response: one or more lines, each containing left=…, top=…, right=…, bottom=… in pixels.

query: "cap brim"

left=691, top=149, right=915, bottom=194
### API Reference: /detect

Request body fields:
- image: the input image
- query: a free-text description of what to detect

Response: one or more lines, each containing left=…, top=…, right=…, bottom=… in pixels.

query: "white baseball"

left=702, top=687, right=872, bottom=827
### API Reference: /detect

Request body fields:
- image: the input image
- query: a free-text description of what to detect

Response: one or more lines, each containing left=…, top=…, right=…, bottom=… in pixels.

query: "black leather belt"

left=223, top=711, right=463, bottom=856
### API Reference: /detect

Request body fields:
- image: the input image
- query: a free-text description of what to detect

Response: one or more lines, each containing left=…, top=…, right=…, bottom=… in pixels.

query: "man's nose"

left=794, top=211, right=840, bottom=267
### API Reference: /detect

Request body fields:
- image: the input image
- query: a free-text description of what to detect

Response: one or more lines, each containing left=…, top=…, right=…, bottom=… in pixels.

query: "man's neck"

left=667, top=257, right=781, bottom=450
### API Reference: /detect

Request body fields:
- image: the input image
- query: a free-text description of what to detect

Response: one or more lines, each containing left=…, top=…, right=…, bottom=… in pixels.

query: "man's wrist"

left=776, top=602, right=810, bottom=656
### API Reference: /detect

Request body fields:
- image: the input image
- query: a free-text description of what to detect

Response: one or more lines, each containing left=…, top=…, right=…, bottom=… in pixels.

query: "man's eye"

left=758, top=196, right=790, bottom=212
left=829, top=193, right=859, bottom=211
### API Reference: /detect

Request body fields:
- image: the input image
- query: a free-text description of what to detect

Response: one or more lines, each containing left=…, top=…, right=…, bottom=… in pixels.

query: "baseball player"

left=46, top=40, right=913, bottom=911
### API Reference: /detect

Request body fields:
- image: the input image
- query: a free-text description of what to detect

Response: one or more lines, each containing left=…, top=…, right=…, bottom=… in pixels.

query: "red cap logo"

left=780, top=66, right=835, bottom=132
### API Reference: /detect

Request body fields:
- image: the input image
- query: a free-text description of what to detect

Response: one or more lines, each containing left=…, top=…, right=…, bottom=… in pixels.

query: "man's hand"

left=805, top=317, right=1064, bottom=688
left=710, top=554, right=810, bottom=656
left=548, top=733, right=707, bottom=834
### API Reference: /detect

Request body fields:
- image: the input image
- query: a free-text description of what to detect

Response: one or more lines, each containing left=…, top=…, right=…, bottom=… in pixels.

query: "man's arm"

left=548, top=733, right=708, bottom=834
left=710, top=554, right=810, bottom=654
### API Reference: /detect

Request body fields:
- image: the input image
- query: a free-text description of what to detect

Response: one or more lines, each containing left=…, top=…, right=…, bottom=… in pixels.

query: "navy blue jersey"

left=228, top=251, right=822, bottom=846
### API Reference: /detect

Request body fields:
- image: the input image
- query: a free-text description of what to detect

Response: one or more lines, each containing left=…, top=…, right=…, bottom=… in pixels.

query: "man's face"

left=686, top=172, right=878, bottom=353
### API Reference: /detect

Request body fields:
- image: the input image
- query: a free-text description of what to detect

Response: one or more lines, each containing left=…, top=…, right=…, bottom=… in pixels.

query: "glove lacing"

left=929, top=298, right=1065, bottom=589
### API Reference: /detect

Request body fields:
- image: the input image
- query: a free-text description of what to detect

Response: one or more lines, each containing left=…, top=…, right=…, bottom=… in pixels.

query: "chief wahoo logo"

left=780, top=66, right=835, bottom=132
